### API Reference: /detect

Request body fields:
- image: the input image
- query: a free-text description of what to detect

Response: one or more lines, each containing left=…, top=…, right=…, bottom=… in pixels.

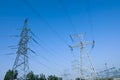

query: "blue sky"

left=0, top=0, right=120, bottom=79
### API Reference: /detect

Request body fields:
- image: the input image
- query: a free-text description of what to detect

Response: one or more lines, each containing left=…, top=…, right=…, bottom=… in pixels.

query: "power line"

left=38, top=39, right=70, bottom=62
left=28, top=55, right=51, bottom=69
left=29, top=37, right=66, bottom=71
left=23, top=0, right=76, bottom=68
left=22, top=0, right=75, bottom=73
left=28, top=41, right=64, bottom=75
left=28, top=56, right=63, bottom=75
left=58, top=0, right=77, bottom=34
left=29, top=29, right=70, bottom=68
left=10, top=19, right=62, bottom=79
left=0, top=53, right=15, bottom=56
left=86, top=0, right=94, bottom=40
left=29, top=48, right=63, bottom=69
left=28, top=49, right=64, bottom=74
left=23, top=0, right=69, bottom=46
left=31, top=38, right=69, bottom=69
left=29, top=48, right=50, bottom=63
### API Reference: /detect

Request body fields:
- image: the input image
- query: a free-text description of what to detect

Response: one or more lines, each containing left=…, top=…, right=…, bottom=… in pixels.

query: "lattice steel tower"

left=70, top=33, right=98, bottom=80
left=12, top=19, right=29, bottom=80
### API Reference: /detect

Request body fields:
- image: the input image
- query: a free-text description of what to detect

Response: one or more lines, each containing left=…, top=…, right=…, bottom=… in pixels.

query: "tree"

left=39, top=74, right=46, bottom=80
left=4, top=69, right=18, bottom=80
left=26, top=71, right=36, bottom=80
left=48, top=75, right=58, bottom=80
left=26, top=71, right=47, bottom=80
left=75, top=78, right=85, bottom=80
left=4, top=70, right=62, bottom=80
left=58, top=77, right=62, bottom=80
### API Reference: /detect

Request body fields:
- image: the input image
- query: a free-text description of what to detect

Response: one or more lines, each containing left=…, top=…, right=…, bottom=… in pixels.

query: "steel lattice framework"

left=70, top=33, right=98, bottom=80
left=12, top=19, right=29, bottom=80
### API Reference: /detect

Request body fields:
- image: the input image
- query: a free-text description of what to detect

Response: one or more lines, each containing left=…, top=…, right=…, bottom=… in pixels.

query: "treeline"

left=4, top=69, right=62, bottom=80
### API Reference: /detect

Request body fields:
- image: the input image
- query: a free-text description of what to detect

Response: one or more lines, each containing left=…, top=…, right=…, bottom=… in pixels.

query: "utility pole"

left=69, top=33, right=98, bottom=80
left=12, top=19, right=30, bottom=80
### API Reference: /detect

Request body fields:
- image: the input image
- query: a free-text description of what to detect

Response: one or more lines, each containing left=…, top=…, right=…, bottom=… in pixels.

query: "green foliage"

left=26, top=71, right=38, bottom=80
left=39, top=74, right=46, bottom=80
left=26, top=73, right=62, bottom=80
left=96, top=78, right=113, bottom=80
left=4, top=69, right=18, bottom=80
left=75, top=78, right=85, bottom=80
left=26, top=71, right=47, bottom=80
left=48, top=75, right=58, bottom=80
left=4, top=70, right=62, bottom=80
left=47, top=75, right=62, bottom=80
left=58, top=77, right=62, bottom=80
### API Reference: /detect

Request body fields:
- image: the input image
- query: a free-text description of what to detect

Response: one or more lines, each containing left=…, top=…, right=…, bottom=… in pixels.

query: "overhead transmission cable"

left=29, top=48, right=51, bottom=64
left=29, top=46, right=63, bottom=69
left=58, top=0, right=77, bottom=34
left=23, top=0, right=72, bottom=68
left=29, top=37, right=60, bottom=69
left=29, top=58, right=63, bottom=75
left=29, top=23, right=70, bottom=67
left=58, top=0, right=80, bottom=61
left=33, top=36, right=70, bottom=61
left=23, top=0, right=72, bottom=64
left=28, top=42, right=64, bottom=73
left=31, top=37, right=69, bottom=68
left=23, top=0, right=69, bottom=46
left=27, top=53, right=58, bottom=72
left=0, top=53, right=15, bottom=56
left=28, top=54, right=62, bottom=73
left=87, top=0, right=94, bottom=40
left=29, top=56, right=50, bottom=69
left=16, top=32, right=62, bottom=74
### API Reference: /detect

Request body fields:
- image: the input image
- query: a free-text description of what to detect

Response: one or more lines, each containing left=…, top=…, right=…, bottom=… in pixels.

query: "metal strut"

left=12, top=19, right=29, bottom=80
left=70, top=33, right=98, bottom=80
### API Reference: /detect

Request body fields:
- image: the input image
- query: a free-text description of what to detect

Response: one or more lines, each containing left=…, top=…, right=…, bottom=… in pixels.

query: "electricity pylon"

left=12, top=19, right=30, bottom=80
left=69, top=33, right=98, bottom=80
left=72, top=59, right=79, bottom=79
left=62, top=69, right=70, bottom=80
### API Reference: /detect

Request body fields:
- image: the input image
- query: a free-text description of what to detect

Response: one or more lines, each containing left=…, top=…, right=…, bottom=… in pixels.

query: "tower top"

left=25, top=18, right=28, bottom=24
